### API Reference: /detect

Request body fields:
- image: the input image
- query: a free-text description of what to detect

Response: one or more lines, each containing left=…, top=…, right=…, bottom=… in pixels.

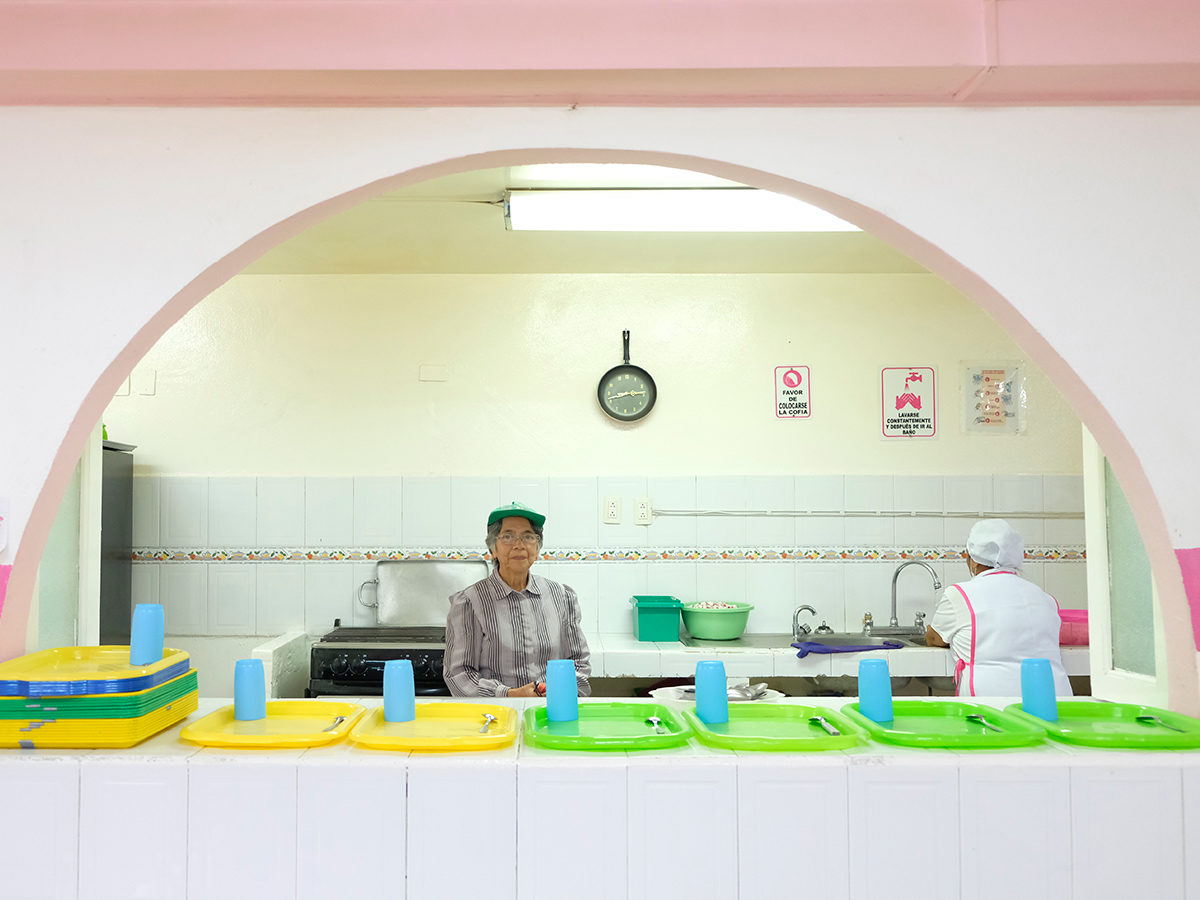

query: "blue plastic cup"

left=1021, top=657, right=1059, bottom=721
left=129, top=602, right=165, bottom=666
left=545, top=659, right=579, bottom=722
left=383, top=659, right=416, bottom=722
left=695, top=659, right=729, bottom=725
left=233, top=658, right=267, bottom=721
left=858, top=658, right=893, bottom=722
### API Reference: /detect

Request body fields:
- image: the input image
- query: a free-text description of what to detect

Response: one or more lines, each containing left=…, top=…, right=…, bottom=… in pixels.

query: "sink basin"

left=678, top=632, right=925, bottom=649
left=802, top=633, right=925, bottom=648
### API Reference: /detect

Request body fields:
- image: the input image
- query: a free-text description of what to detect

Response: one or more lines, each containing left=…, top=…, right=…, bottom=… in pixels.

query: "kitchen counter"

left=589, top=632, right=1091, bottom=679
left=1, top=692, right=1191, bottom=900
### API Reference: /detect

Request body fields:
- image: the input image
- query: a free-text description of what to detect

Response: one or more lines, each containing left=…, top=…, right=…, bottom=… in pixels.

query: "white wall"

left=0, top=105, right=1196, bottom=700
left=103, top=273, right=1081, bottom=476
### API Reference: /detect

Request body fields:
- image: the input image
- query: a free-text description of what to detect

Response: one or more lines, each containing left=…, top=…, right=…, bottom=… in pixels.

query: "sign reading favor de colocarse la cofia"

left=881, top=366, right=936, bottom=437
left=774, top=366, right=811, bottom=418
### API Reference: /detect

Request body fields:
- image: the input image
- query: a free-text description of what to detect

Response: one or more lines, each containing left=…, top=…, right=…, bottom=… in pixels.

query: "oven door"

left=307, top=678, right=451, bottom=698
left=308, top=644, right=451, bottom=698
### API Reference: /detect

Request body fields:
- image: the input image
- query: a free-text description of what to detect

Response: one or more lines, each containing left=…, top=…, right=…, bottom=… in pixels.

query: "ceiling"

left=242, top=166, right=928, bottom=276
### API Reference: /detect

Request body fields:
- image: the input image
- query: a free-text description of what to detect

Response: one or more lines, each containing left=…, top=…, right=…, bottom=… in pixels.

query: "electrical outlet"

left=602, top=496, right=621, bottom=524
left=634, top=497, right=653, bottom=525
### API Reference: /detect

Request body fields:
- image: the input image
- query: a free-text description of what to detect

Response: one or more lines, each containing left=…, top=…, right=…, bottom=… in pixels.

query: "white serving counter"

left=1, top=691, right=1192, bottom=900
left=589, top=633, right=1091, bottom=679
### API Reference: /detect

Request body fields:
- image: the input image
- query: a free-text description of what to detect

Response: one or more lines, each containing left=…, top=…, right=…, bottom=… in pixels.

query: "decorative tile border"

left=133, top=546, right=1086, bottom=563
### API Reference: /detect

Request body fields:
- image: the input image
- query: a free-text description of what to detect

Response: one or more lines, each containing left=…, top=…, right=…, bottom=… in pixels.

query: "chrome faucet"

left=792, top=604, right=818, bottom=640
left=887, top=561, right=941, bottom=628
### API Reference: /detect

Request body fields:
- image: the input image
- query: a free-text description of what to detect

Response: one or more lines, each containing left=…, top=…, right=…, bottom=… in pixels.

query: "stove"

left=308, top=624, right=451, bottom=697
left=306, top=558, right=490, bottom=698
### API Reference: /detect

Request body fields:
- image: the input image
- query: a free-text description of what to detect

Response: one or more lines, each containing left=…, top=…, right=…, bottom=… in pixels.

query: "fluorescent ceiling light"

left=505, top=188, right=860, bottom=233
left=508, top=163, right=740, bottom=189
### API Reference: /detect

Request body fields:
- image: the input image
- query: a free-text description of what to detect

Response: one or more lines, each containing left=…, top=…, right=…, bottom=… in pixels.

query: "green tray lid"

left=842, top=699, right=1047, bottom=749
left=683, top=704, right=867, bottom=752
left=630, top=595, right=682, bottom=608
left=1004, top=700, right=1200, bottom=749
left=523, top=702, right=691, bottom=751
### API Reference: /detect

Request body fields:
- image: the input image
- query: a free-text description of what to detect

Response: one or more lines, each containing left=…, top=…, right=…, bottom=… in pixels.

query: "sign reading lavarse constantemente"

left=774, top=366, right=811, bottom=418
left=881, top=367, right=936, bottom=437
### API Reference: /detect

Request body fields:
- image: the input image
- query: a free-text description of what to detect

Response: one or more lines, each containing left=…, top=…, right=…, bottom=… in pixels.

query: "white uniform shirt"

left=927, top=568, right=1072, bottom=697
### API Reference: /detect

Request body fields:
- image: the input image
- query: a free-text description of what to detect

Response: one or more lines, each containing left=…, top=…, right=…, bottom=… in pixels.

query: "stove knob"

left=348, top=655, right=365, bottom=676
left=329, top=655, right=350, bottom=676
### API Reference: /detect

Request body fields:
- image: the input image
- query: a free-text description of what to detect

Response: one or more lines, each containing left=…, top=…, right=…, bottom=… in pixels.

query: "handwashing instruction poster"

left=881, top=367, right=936, bottom=437
left=774, top=366, right=811, bottom=418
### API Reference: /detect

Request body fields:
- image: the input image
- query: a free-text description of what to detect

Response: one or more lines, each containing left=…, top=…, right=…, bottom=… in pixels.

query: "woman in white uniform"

left=925, top=519, right=1072, bottom=697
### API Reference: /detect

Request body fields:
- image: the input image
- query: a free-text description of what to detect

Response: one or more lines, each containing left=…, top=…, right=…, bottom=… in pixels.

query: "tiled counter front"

left=1, top=692, right=1175, bottom=900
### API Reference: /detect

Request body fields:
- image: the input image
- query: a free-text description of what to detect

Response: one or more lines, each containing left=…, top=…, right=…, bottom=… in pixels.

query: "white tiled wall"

left=133, top=473, right=1086, bottom=638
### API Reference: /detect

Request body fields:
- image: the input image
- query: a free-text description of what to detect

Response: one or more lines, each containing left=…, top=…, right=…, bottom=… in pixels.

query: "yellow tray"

left=180, top=700, right=366, bottom=748
left=350, top=703, right=518, bottom=752
left=0, top=691, right=199, bottom=748
left=0, top=646, right=191, bottom=697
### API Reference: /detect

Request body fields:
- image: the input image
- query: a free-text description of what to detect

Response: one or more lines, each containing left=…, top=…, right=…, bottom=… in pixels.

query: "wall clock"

left=597, top=330, right=657, bottom=422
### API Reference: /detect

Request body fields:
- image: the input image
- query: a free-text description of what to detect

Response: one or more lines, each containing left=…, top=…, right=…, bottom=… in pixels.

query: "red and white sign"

left=881, top=367, right=936, bottom=437
left=774, top=366, right=811, bottom=418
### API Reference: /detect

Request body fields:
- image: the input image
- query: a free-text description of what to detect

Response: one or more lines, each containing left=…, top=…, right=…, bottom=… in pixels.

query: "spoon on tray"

left=321, top=716, right=347, bottom=733
left=965, top=713, right=1002, bottom=733
left=645, top=716, right=666, bottom=734
left=1136, top=714, right=1185, bottom=733
left=809, top=715, right=841, bottom=736
left=479, top=713, right=498, bottom=733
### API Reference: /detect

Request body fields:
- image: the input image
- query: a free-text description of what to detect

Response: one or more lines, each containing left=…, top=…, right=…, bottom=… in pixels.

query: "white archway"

left=1, top=106, right=1196, bottom=706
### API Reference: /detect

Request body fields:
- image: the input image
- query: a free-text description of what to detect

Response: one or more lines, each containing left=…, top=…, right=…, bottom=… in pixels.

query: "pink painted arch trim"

left=1174, top=548, right=1200, bottom=652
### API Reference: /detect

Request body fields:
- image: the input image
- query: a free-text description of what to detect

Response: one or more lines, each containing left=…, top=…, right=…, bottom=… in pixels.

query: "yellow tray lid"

left=350, top=703, right=518, bottom=752
left=180, top=700, right=366, bottom=748
left=0, top=646, right=190, bottom=683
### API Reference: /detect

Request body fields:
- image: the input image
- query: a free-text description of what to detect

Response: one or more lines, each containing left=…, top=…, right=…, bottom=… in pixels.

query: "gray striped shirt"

left=443, top=569, right=592, bottom=697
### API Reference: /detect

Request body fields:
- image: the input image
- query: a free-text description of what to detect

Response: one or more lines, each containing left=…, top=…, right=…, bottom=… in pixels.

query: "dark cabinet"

left=100, top=441, right=135, bottom=645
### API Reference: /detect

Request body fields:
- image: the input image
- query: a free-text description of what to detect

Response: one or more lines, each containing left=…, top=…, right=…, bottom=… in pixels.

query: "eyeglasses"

left=497, top=533, right=540, bottom=547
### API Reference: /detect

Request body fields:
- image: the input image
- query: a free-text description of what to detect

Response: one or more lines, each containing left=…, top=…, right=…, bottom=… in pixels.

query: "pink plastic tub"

left=1059, top=609, right=1089, bottom=645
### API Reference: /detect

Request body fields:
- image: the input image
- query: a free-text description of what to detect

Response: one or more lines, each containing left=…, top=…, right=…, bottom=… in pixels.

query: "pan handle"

left=357, top=579, right=379, bottom=608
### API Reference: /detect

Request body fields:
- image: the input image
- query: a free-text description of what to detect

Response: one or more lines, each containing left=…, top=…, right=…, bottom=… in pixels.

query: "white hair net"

left=966, top=519, right=1024, bottom=569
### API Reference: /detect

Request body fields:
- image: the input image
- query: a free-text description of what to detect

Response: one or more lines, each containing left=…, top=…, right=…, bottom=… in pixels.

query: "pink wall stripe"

left=0, top=565, right=10, bottom=619
left=1174, top=548, right=1200, bottom=651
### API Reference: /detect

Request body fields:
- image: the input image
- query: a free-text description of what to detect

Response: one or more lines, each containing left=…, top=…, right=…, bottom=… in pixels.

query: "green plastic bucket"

left=629, top=595, right=682, bottom=642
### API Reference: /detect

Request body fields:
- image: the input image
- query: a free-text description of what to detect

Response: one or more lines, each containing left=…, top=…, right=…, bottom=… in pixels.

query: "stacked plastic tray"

left=0, top=646, right=198, bottom=748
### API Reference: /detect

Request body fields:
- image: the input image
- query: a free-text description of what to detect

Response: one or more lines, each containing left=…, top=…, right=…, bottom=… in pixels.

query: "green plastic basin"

left=680, top=602, right=754, bottom=640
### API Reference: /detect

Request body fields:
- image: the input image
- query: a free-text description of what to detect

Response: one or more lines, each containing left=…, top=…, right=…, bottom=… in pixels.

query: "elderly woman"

left=443, top=502, right=592, bottom=698
left=925, top=518, right=1072, bottom=697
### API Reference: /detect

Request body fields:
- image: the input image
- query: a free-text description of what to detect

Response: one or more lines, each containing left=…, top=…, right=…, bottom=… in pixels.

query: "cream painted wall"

left=103, top=273, right=1080, bottom=477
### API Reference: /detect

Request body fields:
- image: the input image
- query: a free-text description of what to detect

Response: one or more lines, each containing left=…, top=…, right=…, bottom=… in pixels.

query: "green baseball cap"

left=487, top=501, right=546, bottom=529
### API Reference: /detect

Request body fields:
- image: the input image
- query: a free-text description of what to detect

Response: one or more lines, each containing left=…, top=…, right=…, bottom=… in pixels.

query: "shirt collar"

left=489, top=568, right=544, bottom=597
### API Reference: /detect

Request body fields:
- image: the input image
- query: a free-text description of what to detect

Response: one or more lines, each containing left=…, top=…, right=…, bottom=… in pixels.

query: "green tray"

left=0, top=670, right=199, bottom=720
left=523, top=702, right=691, bottom=751
left=841, top=700, right=1047, bottom=749
left=1003, top=700, right=1200, bottom=749
left=682, top=704, right=866, bottom=751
